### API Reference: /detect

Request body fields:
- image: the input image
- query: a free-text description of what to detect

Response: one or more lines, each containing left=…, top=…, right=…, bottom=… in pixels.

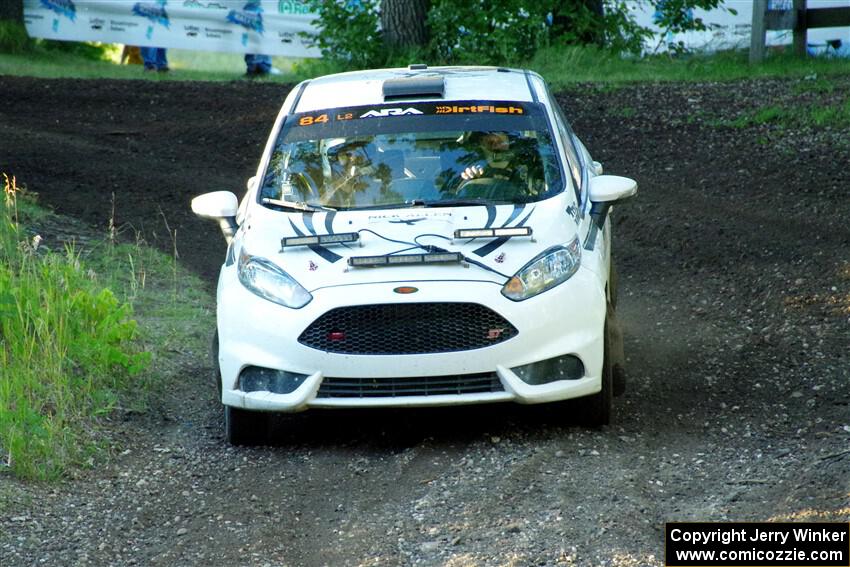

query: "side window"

left=547, top=94, right=584, bottom=204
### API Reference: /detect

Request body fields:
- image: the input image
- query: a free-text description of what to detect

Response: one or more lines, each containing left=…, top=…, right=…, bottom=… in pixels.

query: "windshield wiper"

left=409, top=198, right=512, bottom=208
left=262, top=197, right=335, bottom=213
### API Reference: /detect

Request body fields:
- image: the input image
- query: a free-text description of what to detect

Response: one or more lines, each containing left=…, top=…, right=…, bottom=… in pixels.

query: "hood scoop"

left=382, top=76, right=445, bottom=101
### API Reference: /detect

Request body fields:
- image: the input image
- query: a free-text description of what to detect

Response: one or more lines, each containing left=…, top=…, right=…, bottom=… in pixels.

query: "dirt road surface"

left=1, top=75, right=848, bottom=566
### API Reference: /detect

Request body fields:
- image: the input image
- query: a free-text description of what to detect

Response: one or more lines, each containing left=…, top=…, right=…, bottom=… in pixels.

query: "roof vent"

left=408, top=63, right=428, bottom=70
left=382, top=76, right=445, bottom=100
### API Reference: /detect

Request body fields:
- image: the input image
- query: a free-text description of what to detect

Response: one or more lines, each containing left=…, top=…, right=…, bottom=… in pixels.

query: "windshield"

left=259, top=101, right=563, bottom=210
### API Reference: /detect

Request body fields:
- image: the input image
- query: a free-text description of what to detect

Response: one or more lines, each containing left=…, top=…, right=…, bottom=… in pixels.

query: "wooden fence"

left=750, top=0, right=850, bottom=63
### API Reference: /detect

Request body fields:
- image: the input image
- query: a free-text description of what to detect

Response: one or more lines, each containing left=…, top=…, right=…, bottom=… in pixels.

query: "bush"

left=428, top=0, right=550, bottom=64
left=37, top=39, right=120, bottom=61
left=297, top=0, right=734, bottom=71
left=302, top=0, right=384, bottom=69
left=0, top=20, right=34, bottom=54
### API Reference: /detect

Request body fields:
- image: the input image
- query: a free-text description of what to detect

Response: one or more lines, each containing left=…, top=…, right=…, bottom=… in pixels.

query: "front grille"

left=298, top=302, right=518, bottom=355
left=317, top=373, right=503, bottom=398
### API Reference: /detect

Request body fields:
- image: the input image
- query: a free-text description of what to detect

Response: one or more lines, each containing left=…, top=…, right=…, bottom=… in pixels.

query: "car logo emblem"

left=393, top=286, right=419, bottom=294
left=487, top=328, right=505, bottom=339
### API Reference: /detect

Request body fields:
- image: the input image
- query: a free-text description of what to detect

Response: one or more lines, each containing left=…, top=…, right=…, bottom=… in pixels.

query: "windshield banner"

left=291, top=101, right=533, bottom=128
left=280, top=101, right=547, bottom=143
left=23, top=0, right=321, bottom=58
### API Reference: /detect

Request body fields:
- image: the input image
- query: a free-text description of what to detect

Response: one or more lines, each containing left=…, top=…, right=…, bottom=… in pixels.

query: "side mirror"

left=585, top=175, right=637, bottom=251
left=588, top=175, right=637, bottom=204
left=191, top=191, right=239, bottom=243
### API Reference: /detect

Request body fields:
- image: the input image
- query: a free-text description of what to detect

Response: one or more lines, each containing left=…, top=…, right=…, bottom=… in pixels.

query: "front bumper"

left=216, top=270, right=606, bottom=411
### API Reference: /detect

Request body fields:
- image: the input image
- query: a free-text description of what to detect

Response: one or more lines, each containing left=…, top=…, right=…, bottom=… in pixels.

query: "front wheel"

left=224, top=406, right=270, bottom=446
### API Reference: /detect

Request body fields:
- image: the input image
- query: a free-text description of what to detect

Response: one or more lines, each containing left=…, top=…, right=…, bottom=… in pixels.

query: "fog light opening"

left=239, top=366, right=309, bottom=394
left=510, top=355, right=584, bottom=385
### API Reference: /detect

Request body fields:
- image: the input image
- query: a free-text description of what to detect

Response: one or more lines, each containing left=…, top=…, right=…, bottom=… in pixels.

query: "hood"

left=237, top=193, right=579, bottom=292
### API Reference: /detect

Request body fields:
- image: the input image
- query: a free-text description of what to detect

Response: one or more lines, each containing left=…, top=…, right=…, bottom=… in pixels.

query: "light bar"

left=348, top=252, right=463, bottom=267
left=454, top=227, right=532, bottom=239
left=281, top=232, right=359, bottom=248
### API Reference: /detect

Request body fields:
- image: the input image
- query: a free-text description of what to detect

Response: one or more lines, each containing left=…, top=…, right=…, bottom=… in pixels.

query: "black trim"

left=287, top=219, right=342, bottom=263
left=324, top=211, right=336, bottom=234
left=502, top=203, right=525, bottom=227
left=288, top=80, right=310, bottom=114
left=484, top=205, right=497, bottom=229
left=302, top=211, right=317, bottom=235
left=472, top=206, right=535, bottom=257
left=253, top=80, right=309, bottom=212
left=524, top=70, right=539, bottom=103
left=225, top=241, right=236, bottom=267
left=308, top=278, right=501, bottom=294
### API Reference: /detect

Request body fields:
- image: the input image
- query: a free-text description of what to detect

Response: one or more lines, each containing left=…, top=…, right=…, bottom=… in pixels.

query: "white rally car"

left=192, top=65, right=636, bottom=444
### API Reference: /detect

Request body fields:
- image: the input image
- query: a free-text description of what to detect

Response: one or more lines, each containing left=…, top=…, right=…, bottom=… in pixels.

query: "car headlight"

left=501, top=238, right=581, bottom=301
left=237, top=248, right=312, bottom=308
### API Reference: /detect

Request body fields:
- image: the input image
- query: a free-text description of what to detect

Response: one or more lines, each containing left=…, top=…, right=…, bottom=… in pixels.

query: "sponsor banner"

left=23, top=0, right=321, bottom=58
left=665, top=522, right=850, bottom=567
left=278, top=100, right=546, bottom=142
left=290, top=101, right=532, bottom=129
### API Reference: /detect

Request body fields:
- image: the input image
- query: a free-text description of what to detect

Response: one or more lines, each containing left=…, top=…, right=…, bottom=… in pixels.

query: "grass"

left=527, top=45, right=850, bottom=88
left=0, top=43, right=302, bottom=83
left=716, top=99, right=850, bottom=129
left=0, top=176, right=214, bottom=480
left=610, top=106, right=637, bottom=118
left=3, top=40, right=850, bottom=86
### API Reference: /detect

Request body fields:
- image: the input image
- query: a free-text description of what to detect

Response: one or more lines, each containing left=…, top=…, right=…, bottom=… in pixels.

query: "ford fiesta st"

left=192, top=65, right=636, bottom=444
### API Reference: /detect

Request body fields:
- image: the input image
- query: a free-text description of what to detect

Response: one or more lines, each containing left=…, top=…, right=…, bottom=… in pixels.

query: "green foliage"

left=298, top=0, right=727, bottom=68
left=715, top=98, right=850, bottom=130
left=792, top=77, right=835, bottom=95
left=0, top=20, right=34, bottom=54
left=37, top=39, right=120, bottom=62
left=428, top=0, right=550, bottom=64
left=809, top=100, right=850, bottom=127
left=0, top=19, right=117, bottom=60
left=612, top=106, right=637, bottom=118
left=592, top=1, right=653, bottom=55
left=301, top=0, right=383, bottom=69
left=651, top=0, right=737, bottom=54
left=528, top=45, right=850, bottom=88
left=0, top=175, right=150, bottom=480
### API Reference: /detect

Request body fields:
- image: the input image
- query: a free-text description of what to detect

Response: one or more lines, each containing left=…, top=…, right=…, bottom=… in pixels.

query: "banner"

left=23, top=1, right=322, bottom=58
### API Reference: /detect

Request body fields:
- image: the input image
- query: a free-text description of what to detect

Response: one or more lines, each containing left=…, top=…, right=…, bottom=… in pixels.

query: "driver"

left=460, top=132, right=516, bottom=181
left=323, top=141, right=376, bottom=206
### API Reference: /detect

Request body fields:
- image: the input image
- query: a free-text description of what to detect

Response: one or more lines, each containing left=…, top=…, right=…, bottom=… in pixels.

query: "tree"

left=549, top=0, right=606, bottom=46
left=0, top=1, right=24, bottom=24
left=381, top=0, right=430, bottom=50
left=0, top=0, right=31, bottom=54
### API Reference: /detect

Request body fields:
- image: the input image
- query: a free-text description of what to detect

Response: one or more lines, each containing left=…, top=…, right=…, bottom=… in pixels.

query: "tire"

left=211, top=329, right=222, bottom=399
left=608, top=259, right=619, bottom=309
left=606, top=263, right=627, bottom=398
left=577, top=322, right=613, bottom=427
left=224, top=406, right=270, bottom=446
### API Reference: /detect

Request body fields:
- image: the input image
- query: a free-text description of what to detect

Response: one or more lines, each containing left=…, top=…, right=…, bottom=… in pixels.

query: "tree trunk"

left=0, top=0, right=24, bottom=23
left=380, top=0, right=430, bottom=50
left=551, top=0, right=606, bottom=46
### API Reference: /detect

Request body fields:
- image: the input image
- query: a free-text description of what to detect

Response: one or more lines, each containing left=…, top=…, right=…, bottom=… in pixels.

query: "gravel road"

left=1, top=75, right=848, bottom=566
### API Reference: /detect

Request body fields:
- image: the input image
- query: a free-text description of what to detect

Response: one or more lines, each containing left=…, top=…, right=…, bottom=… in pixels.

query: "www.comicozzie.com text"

left=669, top=526, right=847, bottom=546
